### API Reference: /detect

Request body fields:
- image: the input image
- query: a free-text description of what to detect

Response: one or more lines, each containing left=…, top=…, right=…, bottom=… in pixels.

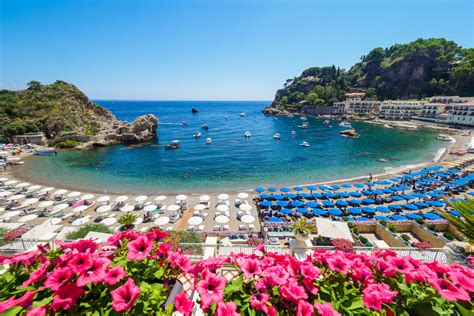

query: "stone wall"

left=301, top=105, right=333, bottom=115
left=354, top=223, right=405, bottom=247
left=388, top=222, right=447, bottom=247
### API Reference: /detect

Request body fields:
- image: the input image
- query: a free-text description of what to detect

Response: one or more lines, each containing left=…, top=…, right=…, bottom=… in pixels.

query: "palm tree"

left=439, top=198, right=474, bottom=244
left=291, top=218, right=315, bottom=240
left=118, top=213, right=138, bottom=231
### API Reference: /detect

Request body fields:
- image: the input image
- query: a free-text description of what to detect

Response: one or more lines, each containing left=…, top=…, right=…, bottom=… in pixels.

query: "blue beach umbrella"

left=320, top=185, right=331, bottom=191
left=403, top=194, right=415, bottom=200
left=287, top=193, right=297, bottom=199
left=380, top=180, right=393, bottom=185
left=349, top=191, right=361, bottom=197
left=391, top=196, right=404, bottom=201
left=391, top=214, right=408, bottom=221
left=336, top=200, right=348, bottom=207
left=403, top=204, right=418, bottom=211
left=307, top=186, right=317, bottom=191
left=376, top=206, right=391, bottom=213
left=348, top=207, right=361, bottom=215
left=280, top=208, right=292, bottom=215
left=375, top=215, right=391, bottom=221
left=259, top=194, right=271, bottom=199
left=362, top=206, right=375, bottom=214
left=362, top=190, right=373, bottom=195
left=291, top=200, right=303, bottom=207
left=342, top=183, right=352, bottom=188
left=348, top=199, right=362, bottom=205
left=357, top=216, right=372, bottom=221
left=305, top=201, right=318, bottom=208
left=468, top=192, right=474, bottom=196
left=260, top=201, right=273, bottom=207
left=364, top=182, right=374, bottom=186
left=322, top=200, right=335, bottom=207
left=338, top=192, right=349, bottom=198
left=276, top=201, right=289, bottom=207
left=268, top=187, right=277, bottom=192
left=413, top=192, right=428, bottom=199
left=428, top=201, right=444, bottom=207
left=268, top=217, right=283, bottom=223
left=297, top=208, right=308, bottom=213
left=405, top=213, right=423, bottom=220
left=311, top=193, right=323, bottom=199
left=328, top=208, right=343, bottom=216
left=347, top=217, right=356, bottom=221
left=362, top=198, right=375, bottom=204
left=353, top=183, right=364, bottom=188
left=280, top=187, right=290, bottom=192
left=389, top=204, right=402, bottom=210
left=331, top=185, right=341, bottom=190
left=273, top=194, right=284, bottom=200
left=413, top=202, right=429, bottom=208
left=299, top=192, right=310, bottom=198
left=427, top=192, right=440, bottom=198
left=384, top=189, right=394, bottom=194
left=255, top=188, right=265, bottom=193
left=372, top=189, right=384, bottom=195
left=324, top=192, right=338, bottom=199
left=294, top=186, right=304, bottom=191
left=449, top=210, right=461, bottom=217
left=423, top=213, right=442, bottom=220
left=313, top=208, right=327, bottom=216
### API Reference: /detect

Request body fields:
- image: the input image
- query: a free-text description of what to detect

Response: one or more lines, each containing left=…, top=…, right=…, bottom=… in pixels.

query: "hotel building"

left=378, top=100, right=425, bottom=120
left=447, top=102, right=474, bottom=126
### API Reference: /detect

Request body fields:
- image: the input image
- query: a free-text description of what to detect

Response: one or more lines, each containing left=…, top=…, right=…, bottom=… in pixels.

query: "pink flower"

left=300, top=262, right=321, bottom=281
left=250, top=293, right=270, bottom=313
left=262, top=266, right=289, bottom=285
left=44, top=267, right=73, bottom=291
left=76, top=257, right=110, bottom=287
left=240, top=258, right=262, bottom=280
left=362, top=283, right=398, bottom=310
left=50, top=283, right=85, bottom=311
left=215, top=301, right=240, bottom=316
left=146, top=228, right=169, bottom=241
left=21, top=263, right=48, bottom=288
left=0, top=291, right=37, bottom=313
left=448, top=271, right=474, bottom=292
left=169, top=251, right=192, bottom=272
left=103, top=265, right=127, bottom=285
left=110, top=278, right=141, bottom=312
left=6, top=250, right=38, bottom=267
left=314, top=302, right=341, bottom=316
left=196, top=273, right=226, bottom=310
left=67, top=252, right=93, bottom=273
left=175, top=292, right=194, bottom=316
left=280, top=279, right=308, bottom=302
left=386, top=256, right=414, bottom=274
left=26, top=306, right=46, bottom=316
left=429, top=278, right=470, bottom=301
left=297, top=300, right=314, bottom=316
left=327, top=256, right=350, bottom=274
left=127, top=235, right=153, bottom=260
left=55, top=239, right=97, bottom=253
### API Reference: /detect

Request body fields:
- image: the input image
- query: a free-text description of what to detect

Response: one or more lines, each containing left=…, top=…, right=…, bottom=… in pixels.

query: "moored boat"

left=206, top=137, right=212, bottom=144
left=291, top=130, right=296, bottom=135
left=201, top=124, right=209, bottom=130
left=339, top=121, right=352, bottom=128
left=436, top=134, right=453, bottom=141
left=240, top=112, right=246, bottom=117
left=165, top=140, right=180, bottom=149
left=299, top=141, right=310, bottom=147
left=193, top=132, right=202, bottom=138
left=298, top=122, right=308, bottom=129
left=273, top=133, right=281, bottom=140
left=35, top=149, right=57, bottom=156
left=244, top=131, right=251, bottom=138
left=191, top=107, right=198, bottom=113
left=339, top=129, right=360, bottom=138
left=181, top=121, right=188, bottom=125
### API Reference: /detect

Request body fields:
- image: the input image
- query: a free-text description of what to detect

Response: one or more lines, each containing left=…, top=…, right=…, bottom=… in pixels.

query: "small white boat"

left=291, top=130, right=296, bottom=135
left=244, top=131, right=251, bottom=138
left=298, top=122, right=308, bottom=129
left=436, top=134, right=453, bottom=141
left=181, top=121, right=188, bottom=125
left=240, top=112, right=246, bottom=117
left=339, top=121, right=352, bottom=128
left=323, top=120, right=330, bottom=125
left=299, top=141, right=310, bottom=147
left=165, top=140, right=180, bottom=150
left=206, top=138, right=212, bottom=144
left=193, top=132, right=201, bottom=138
left=273, top=133, right=281, bottom=140
left=300, top=116, right=307, bottom=121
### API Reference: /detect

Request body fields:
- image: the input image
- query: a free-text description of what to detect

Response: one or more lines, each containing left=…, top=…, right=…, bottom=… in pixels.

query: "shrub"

left=331, top=238, right=353, bottom=251
left=118, top=213, right=138, bottom=230
left=413, top=241, right=432, bottom=249
left=65, top=224, right=112, bottom=240
left=415, top=218, right=425, bottom=225
left=400, top=234, right=411, bottom=242
left=388, top=225, right=396, bottom=232
left=427, top=224, right=437, bottom=232
left=359, top=235, right=368, bottom=244
left=380, top=220, right=387, bottom=227
left=347, top=222, right=355, bottom=229
left=50, top=139, right=81, bottom=148
left=443, top=231, right=455, bottom=241
left=0, top=228, right=7, bottom=238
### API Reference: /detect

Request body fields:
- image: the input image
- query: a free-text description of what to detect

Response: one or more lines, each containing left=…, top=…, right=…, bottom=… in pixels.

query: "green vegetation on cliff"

left=0, top=80, right=116, bottom=142
left=271, top=38, right=474, bottom=110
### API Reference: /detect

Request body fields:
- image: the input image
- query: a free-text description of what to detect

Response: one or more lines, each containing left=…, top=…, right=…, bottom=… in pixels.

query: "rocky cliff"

left=0, top=80, right=159, bottom=148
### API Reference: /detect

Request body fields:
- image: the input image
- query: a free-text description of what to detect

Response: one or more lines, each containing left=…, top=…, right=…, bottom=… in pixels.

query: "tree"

left=439, top=198, right=474, bottom=243
left=27, top=81, right=42, bottom=90
left=65, top=224, right=112, bottom=240
left=118, top=213, right=138, bottom=230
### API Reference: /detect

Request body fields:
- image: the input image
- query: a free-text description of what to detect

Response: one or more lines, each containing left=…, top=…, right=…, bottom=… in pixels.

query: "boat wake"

left=433, top=148, right=446, bottom=162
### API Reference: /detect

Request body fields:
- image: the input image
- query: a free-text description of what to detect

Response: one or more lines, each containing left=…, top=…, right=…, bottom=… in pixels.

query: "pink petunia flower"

left=44, top=267, right=73, bottom=291
left=362, top=283, right=398, bottom=310
left=76, top=257, right=110, bottom=287
left=196, top=273, right=226, bottom=310
left=146, top=228, right=169, bottom=241
left=6, top=250, right=39, bottom=267
left=67, top=252, right=93, bottom=273
left=386, top=256, right=414, bottom=274
left=314, top=302, right=341, bottom=316
left=50, top=283, right=85, bottom=311
left=110, top=278, right=141, bottom=312
left=429, top=278, right=471, bottom=301
left=21, top=263, right=49, bottom=288
left=297, top=300, right=314, bottom=316
left=127, top=235, right=153, bottom=260
left=174, top=291, right=194, bottom=316
left=262, top=266, right=289, bottom=285
left=26, top=306, right=46, bottom=316
left=55, top=239, right=98, bottom=253
left=448, top=271, right=474, bottom=293
left=103, top=265, right=127, bottom=285
left=215, top=301, right=240, bottom=316
left=169, top=251, right=192, bottom=272
left=327, top=256, right=350, bottom=274
left=300, top=262, right=321, bottom=281
left=280, top=278, right=308, bottom=302
left=240, top=258, right=262, bottom=280
left=0, top=291, right=37, bottom=313
left=250, top=293, right=270, bottom=313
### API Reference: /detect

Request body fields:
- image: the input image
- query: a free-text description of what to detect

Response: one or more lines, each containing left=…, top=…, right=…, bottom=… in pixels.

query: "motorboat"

left=240, top=112, right=246, bottom=117
left=300, top=116, right=307, bottom=121
left=297, top=122, right=308, bottom=129
left=436, top=134, right=453, bottom=141
left=165, top=140, right=180, bottom=149
left=35, top=149, right=57, bottom=156
left=273, top=133, right=281, bottom=140
left=201, top=124, right=209, bottom=130
left=339, top=129, right=360, bottom=138
left=244, top=131, right=251, bottom=138
left=339, top=121, right=352, bottom=128
left=181, top=121, right=188, bottom=125
left=192, top=107, right=198, bottom=113
left=206, top=138, right=212, bottom=144
left=193, top=132, right=202, bottom=138
left=299, top=141, right=310, bottom=147
left=323, top=120, right=330, bottom=125
left=291, top=130, right=296, bottom=135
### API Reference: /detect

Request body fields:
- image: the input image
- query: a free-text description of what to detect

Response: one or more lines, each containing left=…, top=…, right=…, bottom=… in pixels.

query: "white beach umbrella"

left=97, top=196, right=110, bottom=203
left=194, top=204, right=206, bottom=211
left=5, top=180, right=18, bottom=186
left=218, top=194, right=229, bottom=200
left=2, top=210, right=21, bottom=219
left=0, top=207, right=4, bottom=212
left=115, top=195, right=128, bottom=203
left=15, top=182, right=30, bottom=188
left=167, top=205, right=180, bottom=212
left=239, top=204, right=252, bottom=212
left=215, top=215, right=229, bottom=224
left=120, top=205, right=134, bottom=212
left=155, top=195, right=167, bottom=202
left=54, top=189, right=67, bottom=196
left=73, top=205, right=89, bottom=213
left=38, top=200, right=54, bottom=208
left=135, top=195, right=148, bottom=202
left=134, top=217, right=144, bottom=225
left=188, top=216, right=203, bottom=226
left=199, top=195, right=210, bottom=202
left=7, top=194, right=25, bottom=201
left=241, top=215, right=256, bottom=224
left=154, top=217, right=170, bottom=225
left=100, top=217, right=117, bottom=226
left=72, top=217, right=90, bottom=226
left=53, top=203, right=69, bottom=212
left=0, top=177, right=9, bottom=182
left=48, top=218, right=62, bottom=225
left=27, top=185, right=42, bottom=192
left=81, top=194, right=95, bottom=200
left=176, top=194, right=188, bottom=201
left=21, top=198, right=39, bottom=206
left=144, top=205, right=157, bottom=212
left=68, top=191, right=81, bottom=198
left=237, top=192, right=249, bottom=199
left=0, top=191, right=13, bottom=197
left=19, top=214, right=38, bottom=222
left=96, top=204, right=112, bottom=213
left=40, top=187, right=54, bottom=193
left=216, top=204, right=229, bottom=212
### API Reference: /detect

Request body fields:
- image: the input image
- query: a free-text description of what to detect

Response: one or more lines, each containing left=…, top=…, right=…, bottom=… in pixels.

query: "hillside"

left=267, top=38, right=474, bottom=113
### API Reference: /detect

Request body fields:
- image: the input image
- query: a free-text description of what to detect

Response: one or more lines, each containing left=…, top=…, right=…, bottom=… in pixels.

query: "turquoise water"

left=20, top=101, right=443, bottom=194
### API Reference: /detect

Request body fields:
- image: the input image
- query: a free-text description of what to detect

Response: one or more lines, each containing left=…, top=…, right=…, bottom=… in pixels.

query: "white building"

left=346, top=100, right=380, bottom=116
left=332, top=102, right=346, bottom=115
left=378, top=100, right=425, bottom=120
left=429, top=96, right=474, bottom=103
left=447, top=102, right=474, bottom=126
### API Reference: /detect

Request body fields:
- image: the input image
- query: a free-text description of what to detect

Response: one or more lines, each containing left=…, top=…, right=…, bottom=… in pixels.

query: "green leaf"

left=32, top=296, right=53, bottom=308
left=0, top=306, right=23, bottom=316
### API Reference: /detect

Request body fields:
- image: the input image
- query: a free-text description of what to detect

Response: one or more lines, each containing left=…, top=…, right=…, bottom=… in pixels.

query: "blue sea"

left=20, top=101, right=443, bottom=194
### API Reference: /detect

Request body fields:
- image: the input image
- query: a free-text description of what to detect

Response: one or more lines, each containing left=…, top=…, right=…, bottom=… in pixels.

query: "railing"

left=0, top=238, right=45, bottom=255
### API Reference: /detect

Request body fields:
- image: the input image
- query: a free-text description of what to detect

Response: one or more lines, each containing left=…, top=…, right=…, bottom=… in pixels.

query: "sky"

left=0, top=0, right=473, bottom=100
